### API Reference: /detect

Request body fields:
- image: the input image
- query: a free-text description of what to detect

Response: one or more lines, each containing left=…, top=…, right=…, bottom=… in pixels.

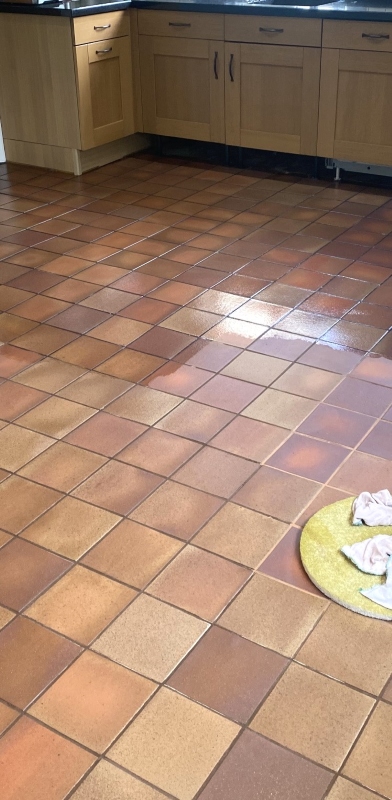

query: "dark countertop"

left=2, top=0, right=392, bottom=22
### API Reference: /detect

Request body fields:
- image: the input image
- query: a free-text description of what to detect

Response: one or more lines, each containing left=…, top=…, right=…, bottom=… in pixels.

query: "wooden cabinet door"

left=75, top=36, right=135, bottom=150
left=225, top=43, right=320, bottom=155
left=139, top=36, right=225, bottom=143
left=318, top=49, right=392, bottom=166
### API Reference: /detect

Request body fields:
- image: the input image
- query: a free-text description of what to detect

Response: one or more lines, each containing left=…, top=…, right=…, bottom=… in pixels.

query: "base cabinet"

left=139, top=35, right=225, bottom=143
left=224, top=42, right=320, bottom=156
left=318, top=48, right=392, bottom=165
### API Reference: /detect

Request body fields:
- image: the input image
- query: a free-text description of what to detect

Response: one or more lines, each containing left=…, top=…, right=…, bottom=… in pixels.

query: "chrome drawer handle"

left=259, top=27, right=284, bottom=33
left=96, top=47, right=112, bottom=54
left=168, top=22, right=191, bottom=26
left=214, top=50, right=218, bottom=80
left=94, top=24, right=111, bottom=30
left=362, top=32, right=390, bottom=39
left=229, top=52, right=234, bottom=82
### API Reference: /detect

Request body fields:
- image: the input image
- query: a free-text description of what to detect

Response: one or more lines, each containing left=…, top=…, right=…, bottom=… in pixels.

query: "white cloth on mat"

left=341, top=534, right=392, bottom=575
left=360, top=555, right=392, bottom=610
left=352, top=489, right=392, bottom=526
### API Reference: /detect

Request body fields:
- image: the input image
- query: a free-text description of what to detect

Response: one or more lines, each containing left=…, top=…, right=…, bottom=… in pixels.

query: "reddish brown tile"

left=258, top=527, right=323, bottom=596
left=234, top=466, right=320, bottom=523
left=191, top=374, right=263, bottom=413
left=73, top=460, right=163, bottom=515
left=117, top=428, right=200, bottom=476
left=130, top=480, right=223, bottom=540
left=358, top=420, right=392, bottom=459
left=0, top=381, right=47, bottom=421
left=266, top=434, right=347, bottom=482
left=0, top=616, right=81, bottom=709
left=0, top=538, right=70, bottom=611
left=326, top=376, right=391, bottom=415
left=298, top=404, right=374, bottom=446
left=130, top=327, right=196, bottom=358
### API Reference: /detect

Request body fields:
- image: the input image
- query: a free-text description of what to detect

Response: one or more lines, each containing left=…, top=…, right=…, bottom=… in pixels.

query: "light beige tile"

left=71, top=761, right=167, bottom=800
left=13, top=357, right=85, bottom=392
left=109, top=688, right=239, bottom=800
left=107, top=386, right=182, bottom=425
left=326, top=778, right=382, bottom=800
left=220, top=573, right=328, bottom=656
left=272, top=363, right=341, bottom=400
left=297, top=603, right=392, bottom=695
left=0, top=605, right=15, bottom=631
left=251, top=663, right=374, bottom=770
left=93, top=593, right=208, bottom=680
left=21, top=497, right=120, bottom=560
left=343, top=702, right=392, bottom=798
left=0, top=425, right=53, bottom=471
left=222, top=352, right=290, bottom=386
left=193, top=503, right=287, bottom=568
left=17, top=397, right=96, bottom=438
left=88, top=317, right=151, bottom=345
left=160, top=308, right=222, bottom=336
left=241, top=389, right=316, bottom=429
left=57, top=372, right=131, bottom=408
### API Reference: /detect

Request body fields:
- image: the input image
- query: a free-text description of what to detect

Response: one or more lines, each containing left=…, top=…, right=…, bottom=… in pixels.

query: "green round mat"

left=300, top=498, right=392, bottom=620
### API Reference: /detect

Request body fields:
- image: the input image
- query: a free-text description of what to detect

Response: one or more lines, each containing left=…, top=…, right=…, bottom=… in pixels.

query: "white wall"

left=0, top=121, right=5, bottom=162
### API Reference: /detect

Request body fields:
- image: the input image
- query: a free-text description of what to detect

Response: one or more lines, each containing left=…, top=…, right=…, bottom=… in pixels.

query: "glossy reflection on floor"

left=0, top=154, right=391, bottom=800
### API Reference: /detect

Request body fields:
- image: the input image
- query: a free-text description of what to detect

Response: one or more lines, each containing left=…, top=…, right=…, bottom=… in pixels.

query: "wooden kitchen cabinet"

left=75, top=34, right=135, bottom=150
left=318, top=22, right=392, bottom=165
left=139, top=35, right=225, bottom=143
left=224, top=42, right=320, bottom=156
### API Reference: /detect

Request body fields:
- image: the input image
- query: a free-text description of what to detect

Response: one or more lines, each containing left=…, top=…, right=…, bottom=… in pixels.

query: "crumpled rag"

left=360, top=555, right=392, bottom=610
left=352, top=489, right=392, bottom=526
left=341, top=534, right=392, bottom=576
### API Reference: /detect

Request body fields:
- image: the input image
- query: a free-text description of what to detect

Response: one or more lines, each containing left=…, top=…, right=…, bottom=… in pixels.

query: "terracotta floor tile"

left=109, top=687, right=238, bottom=800
left=117, top=428, right=200, bottom=475
left=344, top=705, right=392, bottom=797
left=13, top=357, right=85, bottom=392
left=88, top=316, right=151, bottom=346
left=321, top=275, right=376, bottom=300
left=298, top=404, right=374, bottom=446
left=189, top=288, right=245, bottom=315
left=222, top=351, right=290, bottom=386
left=141, top=361, right=211, bottom=397
left=211, top=416, right=287, bottom=463
left=297, top=603, right=392, bottom=695
left=174, top=340, right=240, bottom=374
left=93, top=593, right=208, bottom=680
left=0, top=381, right=47, bottom=421
left=80, top=286, right=136, bottom=312
left=12, top=324, right=78, bottom=356
left=107, top=385, right=182, bottom=426
left=258, top=526, right=323, bottom=595
left=258, top=283, right=312, bottom=307
left=21, top=496, right=120, bottom=559
left=96, top=349, right=165, bottom=382
left=191, top=373, right=263, bottom=413
left=40, top=254, right=94, bottom=277
left=0, top=538, right=69, bottom=611
left=321, top=320, right=384, bottom=351
left=55, top=336, right=120, bottom=369
left=149, top=280, right=203, bottom=304
left=74, top=460, right=163, bottom=515
left=112, top=271, right=164, bottom=295
left=326, top=376, right=391, bottom=415
left=0, top=312, right=38, bottom=343
left=70, top=761, right=167, bottom=800
left=0, top=616, right=80, bottom=709
left=174, top=446, right=258, bottom=498
left=250, top=663, right=373, bottom=770
left=0, top=716, right=95, bottom=800
left=198, top=729, right=332, bottom=800
left=149, top=546, right=250, bottom=620
left=130, top=480, right=223, bottom=539
left=273, top=363, right=342, bottom=400
left=66, top=411, right=145, bottom=456
left=0, top=475, right=61, bottom=534
left=276, top=309, right=337, bottom=338
left=299, top=341, right=364, bottom=374
left=234, top=466, right=320, bottom=522
left=0, top=424, right=53, bottom=471
left=329, top=450, right=392, bottom=494
left=57, top=370, right=130, bottom=408
left=12, top=295, right=70, bottom=323
left=241, top=388, right=316, bottom=429
left=160, top=307, right=221, bottom=336
left=120, top=297, right=178, bottom=323
left=26, top=565, right=135, bottom=645
left=19, top=441, right=106, bottom=492
left=193, top=502, right=286, bottom=568
left=267, top=434, right=347, bottom=482
left=0, top=702, right=19, bottom=736
left=249, top=329, right=313, bottom=360
left=83, top=518, right=182, bottom=588
left=383, top=678, right=392, bottom=702
left=30, top=650, right=155, bottom=753
left=351, top=353, right=392, bottom=388
left=17, top=396, right=96, bottom=438
left=130, top=327, right=196, bottom=358
left=168, top=626, right=287, bottom=722
left=325, top=778, right=381, bottom=800
left=155, top=398, right=234, bottom=442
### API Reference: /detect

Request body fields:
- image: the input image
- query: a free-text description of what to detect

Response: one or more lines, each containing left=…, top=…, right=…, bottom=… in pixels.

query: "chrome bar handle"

left=229, top=53, right=234, bottom=82
left=259, top=26, right=284, bottom=33
left=214, top=51, right=218, bottom=80
left=94, top=24, right=111, bottom=30
left=362, top=32, right=390, bottom=39
left=168, top=22, right=191, bottom=26
left=96, top=47, right=112, bottom=54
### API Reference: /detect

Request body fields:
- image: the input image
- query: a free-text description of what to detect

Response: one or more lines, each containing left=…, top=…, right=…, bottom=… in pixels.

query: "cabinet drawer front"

left=323, top=20, right=392, bottom=51
left=224, top=15, right=321, bottom=47
left=73, top=11, right=130, bottom=45
left=137, top=10, right=224, bottom=40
